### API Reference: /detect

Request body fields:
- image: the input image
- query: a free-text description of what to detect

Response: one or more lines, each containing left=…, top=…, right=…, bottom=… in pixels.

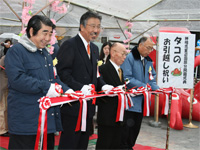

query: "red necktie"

left=87, top=44, right=90, bottom=55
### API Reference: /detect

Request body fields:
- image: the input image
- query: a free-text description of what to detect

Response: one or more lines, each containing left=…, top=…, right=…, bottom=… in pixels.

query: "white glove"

left=46, top=83, right=61, bottom=97
left=81, top=85, right=92, bottom=95
left=65, top=89, right=75, bottom=94
left=101, top=84, right=114, bottom=94
left=117, top=85, right=125, bottom=91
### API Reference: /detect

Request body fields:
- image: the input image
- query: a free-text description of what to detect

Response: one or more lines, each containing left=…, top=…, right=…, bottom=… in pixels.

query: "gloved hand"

left=46, top=83, right=61, bottom=97
left=101, top=84, right=114, bottom=94
left=117, top=85, right=125, bottom=92
left=65, top=89, right=75, bottom=94
left=81, top=85, right=92, bottom=95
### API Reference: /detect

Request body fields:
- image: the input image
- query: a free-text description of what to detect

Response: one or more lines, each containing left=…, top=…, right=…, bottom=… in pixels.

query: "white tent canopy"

left=0, top=0, right=200, bottom=43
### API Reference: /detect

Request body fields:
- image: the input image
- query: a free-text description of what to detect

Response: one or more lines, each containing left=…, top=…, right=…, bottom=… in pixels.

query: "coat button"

left=49, top=64, right=51, bottom=66
left=52, top=113, right=54, bottom=116
left=45, top=65, right=47, bottom=67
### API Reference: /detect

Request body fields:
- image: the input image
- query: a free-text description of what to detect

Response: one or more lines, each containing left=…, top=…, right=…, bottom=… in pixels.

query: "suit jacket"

left=121, top=46, right=159, bottom=113
left=97, top=61, right=124, bottom=126
left=56, top=34, right=105, bottom=118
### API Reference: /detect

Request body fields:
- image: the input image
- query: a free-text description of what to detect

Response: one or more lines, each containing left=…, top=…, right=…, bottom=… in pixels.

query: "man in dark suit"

left=56, top=11, right=113, bottom=150
left=96, top=42, right=128, bottom=149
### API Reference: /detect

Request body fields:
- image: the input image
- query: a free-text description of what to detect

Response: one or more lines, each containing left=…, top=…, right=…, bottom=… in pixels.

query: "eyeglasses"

left=143, top=44, right=154, bottom=51
left=86, top=24, right=102, bottom=30
left=114, top=50, right=128, bottom=57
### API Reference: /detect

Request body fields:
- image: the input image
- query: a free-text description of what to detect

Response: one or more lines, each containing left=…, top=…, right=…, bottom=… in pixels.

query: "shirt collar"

left=109, top=59, right=120, bottom=71
left=78, top=32, right=90, bottom=49
left=140, top=55, right=144, bottom=61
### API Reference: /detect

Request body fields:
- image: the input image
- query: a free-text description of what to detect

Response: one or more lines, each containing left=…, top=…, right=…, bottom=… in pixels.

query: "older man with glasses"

left=56, top=10, right=113, bottom=150
left=120, top=37, right=159, bottom=149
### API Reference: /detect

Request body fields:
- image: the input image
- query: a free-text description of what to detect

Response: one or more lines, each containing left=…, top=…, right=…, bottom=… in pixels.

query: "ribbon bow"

left=35, top=97, right=52, bottom=150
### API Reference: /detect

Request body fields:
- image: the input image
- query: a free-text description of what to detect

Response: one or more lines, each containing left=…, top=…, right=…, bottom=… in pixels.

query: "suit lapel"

left=107, top=61, right=123, bottom=86
left=75, top=35, right=92, bottom=75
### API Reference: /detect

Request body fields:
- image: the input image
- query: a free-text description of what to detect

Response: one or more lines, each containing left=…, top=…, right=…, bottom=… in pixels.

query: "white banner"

left=157, top=32, right=195, bottom=88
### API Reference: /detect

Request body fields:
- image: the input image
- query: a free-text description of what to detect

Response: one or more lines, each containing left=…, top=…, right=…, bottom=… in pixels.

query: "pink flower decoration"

left=124, top=30, right=132, bottom=39
left=49, top=46, right=55, bottom=54
left=20, top=28, right=27, bottom=36
left=51, top=19, right=56, bottom=25
left=126, top=49, right=131, bottom=53
left=125, top=21, right=133, bottom=29
left=24, top=0, right=35, bottom=4
left=124, top=44, right=129, bottom=48
left=49, top=30, right=57, bottom=46
left=123, top=39, right=130, bottom=44
left=58, top=4, right=67, bottom=14
left=22, top=15, right=31, bottom=25
left=51, top=0, right=61, bottom=12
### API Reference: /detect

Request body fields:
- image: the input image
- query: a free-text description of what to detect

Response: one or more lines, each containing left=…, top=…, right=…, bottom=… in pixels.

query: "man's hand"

left=46, top=83, right=61, bottom=97
left=101, top=84, right=114, bottom=94
left=65, top=89, right=75, bottom=94
left=81, top=85, right=92, bottom=95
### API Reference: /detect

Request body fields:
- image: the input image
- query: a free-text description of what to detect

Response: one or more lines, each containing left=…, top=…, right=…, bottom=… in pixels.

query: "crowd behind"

left=0, top=11, right=160, bottom=150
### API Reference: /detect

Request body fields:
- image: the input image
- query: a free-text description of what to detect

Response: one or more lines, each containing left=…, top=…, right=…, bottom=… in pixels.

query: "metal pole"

left=165, top=93, right=172, bottom=150
left=155, top=94, right=159, bottom=122
left=183, top=89, right=199, bottom=128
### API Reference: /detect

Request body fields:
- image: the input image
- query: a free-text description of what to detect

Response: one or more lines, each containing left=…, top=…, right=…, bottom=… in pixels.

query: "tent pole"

left=3, top=0, right=22, bottom=22
left=33, top=0, right=57, bottom=16
left=131, top=19, right=200, bottom=22
left=116, top=20, right=127, bottom=39
left=63, top=0, right=128, bottom=21
left=130, top=0, right=163, bottom=20
left=129, top=23, right=158, bottom=42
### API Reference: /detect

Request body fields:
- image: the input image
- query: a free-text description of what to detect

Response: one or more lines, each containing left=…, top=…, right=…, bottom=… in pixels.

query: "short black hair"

left=5, top=39, right=12, bottom=45
left=138, top=37, right=148, bottom=45
left=26, top=15, right=56, bottom=38
left=138, top=36, right=152, bottom=45
left=79, top=11, right=102, bottom=31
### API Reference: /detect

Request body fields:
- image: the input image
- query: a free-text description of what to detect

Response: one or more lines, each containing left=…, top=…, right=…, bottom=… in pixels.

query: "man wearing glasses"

left=96, top=42, right=128, bottom=149
left=56, top=11, right=113, bottom=149
left=120, top=37, right=159, bottom=149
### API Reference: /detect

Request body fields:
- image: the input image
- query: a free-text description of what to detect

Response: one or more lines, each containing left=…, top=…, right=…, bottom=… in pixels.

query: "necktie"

left=118, top=68, right=123, bottom=82
left=87, top=44, right=90, bottom=56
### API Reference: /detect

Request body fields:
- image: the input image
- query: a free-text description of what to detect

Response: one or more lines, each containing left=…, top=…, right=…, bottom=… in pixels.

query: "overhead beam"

left=131, top=19, right=200, bottom=22
left=63, top=0, right=128, bottom=21
left=130, top=23, right=158, bottom=42
left=130, top=0, right=163, bottom=21
left=33, top=0, right=57, bottom=16
left=3, top=0, right=22, bottom=22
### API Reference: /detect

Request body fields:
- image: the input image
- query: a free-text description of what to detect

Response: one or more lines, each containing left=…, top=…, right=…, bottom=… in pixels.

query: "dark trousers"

left=8, top=133, right=54, bottom=150
left=96, top=124, right=123, bottom=149
left=58, top=114, right=92, bottom=150
left=120, top=111, right=143, bottom=149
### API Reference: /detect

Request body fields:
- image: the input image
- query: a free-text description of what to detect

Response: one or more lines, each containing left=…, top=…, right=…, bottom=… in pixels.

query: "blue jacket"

left=121, top=46, right=159, bottom=113
left=5, top=35, right=70, bottom=135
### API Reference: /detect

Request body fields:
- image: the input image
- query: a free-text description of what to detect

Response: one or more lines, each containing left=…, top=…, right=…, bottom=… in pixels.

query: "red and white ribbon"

left=125, top=94, right=133, bottom=110
left=35, top=97, right=51, bottom=150
left=55, top=83, right=63, bottom=94
left=35, top=84, right=174, bottom=150
left=134, top=87, right=151, bottom=116
left=116, top=93, right=125, bottom=122
left=149, top=70, right=154, bottom=80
